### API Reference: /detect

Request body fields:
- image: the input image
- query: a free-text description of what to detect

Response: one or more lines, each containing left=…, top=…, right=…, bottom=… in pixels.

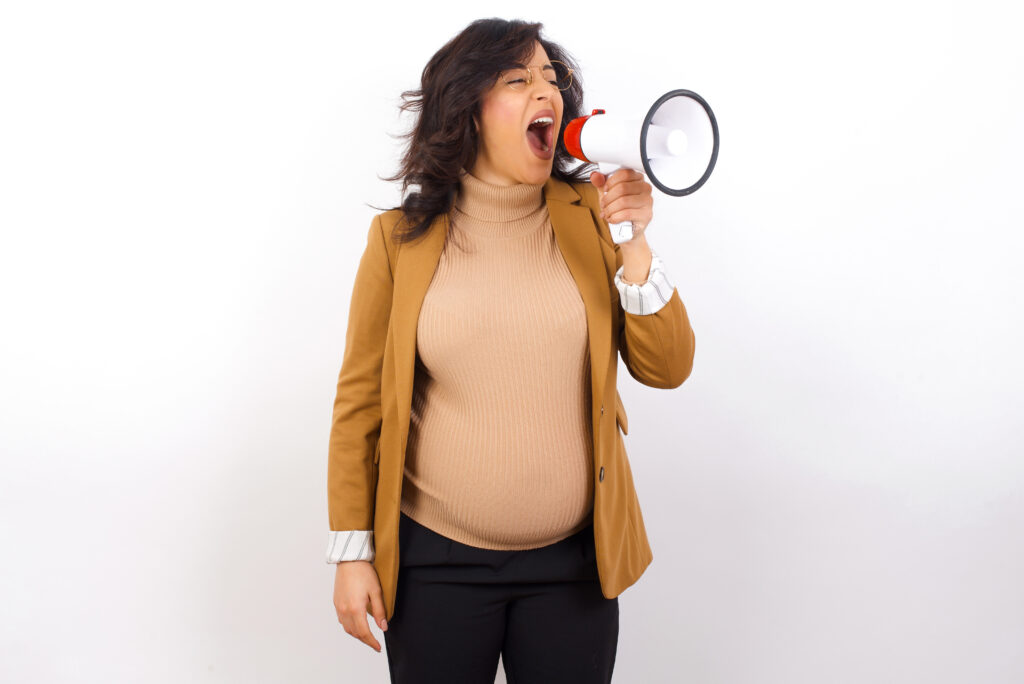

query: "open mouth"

left=525, top=119, right=554, bottom=158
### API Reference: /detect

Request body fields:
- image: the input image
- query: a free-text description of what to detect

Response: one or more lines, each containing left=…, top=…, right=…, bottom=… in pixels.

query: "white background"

left=2, top=1, right=1022, bottom=682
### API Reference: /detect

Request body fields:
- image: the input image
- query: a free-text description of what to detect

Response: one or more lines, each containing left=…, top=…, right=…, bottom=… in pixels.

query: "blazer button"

left=600, top=404, right=604, bottom=415
left=599, top=466, right=605, bottom=482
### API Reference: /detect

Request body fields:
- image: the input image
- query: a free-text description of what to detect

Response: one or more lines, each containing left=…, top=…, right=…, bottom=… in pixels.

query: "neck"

left=453, top=167, right=546, bottom=223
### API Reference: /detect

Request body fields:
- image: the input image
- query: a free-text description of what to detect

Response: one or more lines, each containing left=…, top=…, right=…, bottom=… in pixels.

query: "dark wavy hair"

left=369, top=18, right=595, bottom=244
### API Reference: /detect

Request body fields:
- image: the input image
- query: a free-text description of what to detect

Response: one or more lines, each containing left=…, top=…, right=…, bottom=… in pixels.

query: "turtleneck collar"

left=452, top=167, right=546, bottom=224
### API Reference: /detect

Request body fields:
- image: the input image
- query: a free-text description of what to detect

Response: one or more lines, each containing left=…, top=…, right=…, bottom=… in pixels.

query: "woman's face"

left=469, top=41, right=564, bottom=186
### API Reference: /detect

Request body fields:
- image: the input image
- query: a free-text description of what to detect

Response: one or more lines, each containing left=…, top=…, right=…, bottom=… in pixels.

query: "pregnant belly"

left=402, top=441, right=594, bottom=548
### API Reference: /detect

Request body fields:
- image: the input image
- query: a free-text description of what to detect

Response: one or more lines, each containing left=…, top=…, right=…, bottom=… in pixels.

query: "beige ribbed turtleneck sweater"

left=398, top=169, right=595, bottom=550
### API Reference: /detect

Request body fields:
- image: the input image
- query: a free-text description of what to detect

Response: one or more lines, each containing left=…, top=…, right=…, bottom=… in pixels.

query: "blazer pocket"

left=614, top=391, right=629, bottom=435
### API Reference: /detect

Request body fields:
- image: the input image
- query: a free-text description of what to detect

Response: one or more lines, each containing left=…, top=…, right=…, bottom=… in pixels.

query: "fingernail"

left=381, top=619, right=388, bottom=630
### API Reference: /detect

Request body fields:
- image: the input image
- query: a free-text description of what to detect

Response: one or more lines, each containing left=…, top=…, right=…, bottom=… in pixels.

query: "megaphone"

left=563, top=88, right=720, bottom=244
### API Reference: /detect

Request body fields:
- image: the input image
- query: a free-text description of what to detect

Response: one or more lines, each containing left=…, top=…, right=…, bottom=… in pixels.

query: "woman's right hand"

left=333, top=560, right=388, bottom=653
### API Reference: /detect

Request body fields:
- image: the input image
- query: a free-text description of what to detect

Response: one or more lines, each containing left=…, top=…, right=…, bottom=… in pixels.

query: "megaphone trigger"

left=596, top=161, right=637, bottom=244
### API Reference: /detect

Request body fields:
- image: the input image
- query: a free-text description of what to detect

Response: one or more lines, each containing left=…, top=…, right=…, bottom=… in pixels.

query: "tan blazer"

left=328, top=175, right=696, bottom=621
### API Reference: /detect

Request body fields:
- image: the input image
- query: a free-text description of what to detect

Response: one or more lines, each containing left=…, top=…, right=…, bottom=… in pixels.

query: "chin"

left=523, top=166, right=551, bottom=183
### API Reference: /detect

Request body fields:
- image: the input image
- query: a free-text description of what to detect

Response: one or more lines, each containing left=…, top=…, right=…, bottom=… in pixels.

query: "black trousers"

left=383, top=511, right=619, bottom=684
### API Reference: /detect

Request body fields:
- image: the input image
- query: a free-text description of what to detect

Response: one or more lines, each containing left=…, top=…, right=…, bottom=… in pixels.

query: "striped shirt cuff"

left=326, top=530, right=375, bottom=562
left=614, top=250, right=676, bottom=315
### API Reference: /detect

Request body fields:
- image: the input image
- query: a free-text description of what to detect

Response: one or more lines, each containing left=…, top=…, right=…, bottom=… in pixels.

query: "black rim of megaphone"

left=640, top=89, right=720, bottom=197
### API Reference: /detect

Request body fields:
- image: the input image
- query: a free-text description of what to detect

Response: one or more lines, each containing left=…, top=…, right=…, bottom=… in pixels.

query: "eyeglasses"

left=499, top=60, right=574, bottom=92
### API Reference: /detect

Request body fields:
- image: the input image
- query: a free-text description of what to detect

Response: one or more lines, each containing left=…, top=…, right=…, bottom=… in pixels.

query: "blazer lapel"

left=391, top=177, right=611, bottom=461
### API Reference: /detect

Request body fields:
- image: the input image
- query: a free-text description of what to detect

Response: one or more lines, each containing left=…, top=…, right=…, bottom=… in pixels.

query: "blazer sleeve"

left=577, top=181, right=696, bottom=389
left=326, top=214, right=393, bottom=560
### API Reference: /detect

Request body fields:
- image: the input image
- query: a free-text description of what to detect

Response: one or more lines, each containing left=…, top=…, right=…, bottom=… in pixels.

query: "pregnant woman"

left=327, top=17, right=697, bottom=684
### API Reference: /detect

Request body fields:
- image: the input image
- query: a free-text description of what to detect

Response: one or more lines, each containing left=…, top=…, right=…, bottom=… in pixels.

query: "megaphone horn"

left=563, top=88, right=720, bottom=244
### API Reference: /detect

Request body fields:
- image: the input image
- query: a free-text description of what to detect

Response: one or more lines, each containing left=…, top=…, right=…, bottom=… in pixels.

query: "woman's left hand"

left=590, top=169, right=653, bottom=243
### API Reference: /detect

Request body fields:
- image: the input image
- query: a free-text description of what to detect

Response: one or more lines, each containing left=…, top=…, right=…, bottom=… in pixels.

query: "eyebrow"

left=514, top=62, right=555, bottom=70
